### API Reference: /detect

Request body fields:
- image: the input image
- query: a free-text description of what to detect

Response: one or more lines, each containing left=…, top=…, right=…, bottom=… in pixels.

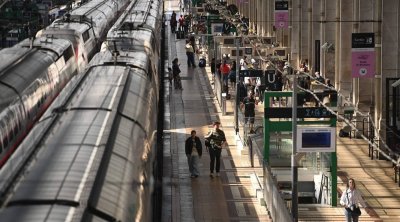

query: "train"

left=0, top=0, right=163, bottom=221
left=0, top=0, right=130, bottom=169
left=0, top=37, right=77, bottom=168
left=39, top=0, right=130, bottom=72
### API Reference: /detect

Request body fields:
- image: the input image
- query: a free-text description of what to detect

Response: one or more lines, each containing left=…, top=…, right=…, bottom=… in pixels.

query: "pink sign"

left=351, top=50, right=375, bottom=78
left=275, top=12, right=288, bottom=29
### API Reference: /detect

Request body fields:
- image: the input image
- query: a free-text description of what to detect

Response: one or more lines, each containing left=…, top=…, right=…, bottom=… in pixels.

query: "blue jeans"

left=186, top=52, right=196, bottom=67
left=187, top=154, right=200, bottom=176
left=345, top=209, right=359, bottom=222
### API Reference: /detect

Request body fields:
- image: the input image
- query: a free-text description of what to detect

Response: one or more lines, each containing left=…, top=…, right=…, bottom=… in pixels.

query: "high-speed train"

left=0, top=0, right=163, bottom=221
left=0, top=0, right=130, bottom=169
left=0, top=37, right=77, bottom=168
left=39, top=0, right=130, bottom=72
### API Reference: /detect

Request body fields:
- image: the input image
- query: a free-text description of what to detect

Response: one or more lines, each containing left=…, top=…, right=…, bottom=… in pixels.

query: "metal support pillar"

left=292, top=76, right=298, bottom=222
left=235, top=37, right=240, bottom=134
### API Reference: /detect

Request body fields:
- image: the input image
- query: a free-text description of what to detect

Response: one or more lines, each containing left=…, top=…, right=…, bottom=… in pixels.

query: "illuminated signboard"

left=296, top=126, right=336, bottom=152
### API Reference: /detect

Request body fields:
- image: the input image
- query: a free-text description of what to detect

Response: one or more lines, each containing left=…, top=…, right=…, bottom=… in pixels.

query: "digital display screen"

left=245, top=47, right=252, bottom=55
left=262, top=38, right=272, bottom=44
left=213, top=24, right=223, bottom=33
left=232, top=50, right=243, bottom=56
left=223, top=38, right=235, bottom=45
left=302, top=132, right=331, bottom=148
left=275, top=49, right=286, bottom=56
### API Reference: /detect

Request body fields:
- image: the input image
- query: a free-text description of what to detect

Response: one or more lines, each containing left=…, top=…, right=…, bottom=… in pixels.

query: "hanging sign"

left=351, top=33, right=375, bottom=78
left=275, top=1, right=289, bottom=29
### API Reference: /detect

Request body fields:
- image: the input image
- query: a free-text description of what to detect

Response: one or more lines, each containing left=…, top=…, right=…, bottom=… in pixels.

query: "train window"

left=120, top=22, right=134, bottom=30
left=8, top=129, right=13, bottom=143
left=82, top=30, right=90, bottom=43
left=63, top=46, right=74, bottom=61
left=0, top=122, right=8, bottom=150
left=3, top=136, right=8, bottom=148
left=148, top=64, right=153, bottom=81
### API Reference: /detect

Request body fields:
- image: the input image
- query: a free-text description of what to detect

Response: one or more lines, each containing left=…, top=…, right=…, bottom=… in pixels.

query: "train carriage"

left=0, top=37, right=77, bottom=168
left=41, top=0, right=130, bottom=71
left=0, top=0, right=164, bottom=221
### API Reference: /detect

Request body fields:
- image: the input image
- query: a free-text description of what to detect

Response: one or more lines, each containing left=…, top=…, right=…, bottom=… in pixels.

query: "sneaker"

left=216, top=172, right=220, bottom=177
left=191, top=175, right=195, bottom=178
left=195, top=175, right=199, bottom=178
left=209, top=173, right=214, bottom=178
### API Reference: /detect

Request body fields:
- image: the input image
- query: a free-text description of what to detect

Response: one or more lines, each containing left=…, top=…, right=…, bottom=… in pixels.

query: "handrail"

left=0, top=0, right=10, bottom=9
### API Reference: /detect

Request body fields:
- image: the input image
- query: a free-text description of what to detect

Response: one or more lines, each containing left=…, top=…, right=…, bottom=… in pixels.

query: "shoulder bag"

left=346, top=191, right=361, bottom=216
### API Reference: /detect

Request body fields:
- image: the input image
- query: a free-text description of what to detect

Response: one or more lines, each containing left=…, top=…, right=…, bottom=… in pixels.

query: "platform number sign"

left=275, top=1, right=288, bottom=29
left=352, top=33, right=375, bottom=78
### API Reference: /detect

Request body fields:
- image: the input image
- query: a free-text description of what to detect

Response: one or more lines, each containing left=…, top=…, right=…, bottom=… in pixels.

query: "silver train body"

left=0, top=0, right=130, bottom=169
left=0, top=0, right=163, bottom=221
left=0, top=37, right=77, bottom=168
left=40, top=0, right=130, bottom=72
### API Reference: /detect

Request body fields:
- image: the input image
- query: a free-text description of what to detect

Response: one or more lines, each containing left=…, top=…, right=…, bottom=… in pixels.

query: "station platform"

left=161, top=5, right=400, bottom=222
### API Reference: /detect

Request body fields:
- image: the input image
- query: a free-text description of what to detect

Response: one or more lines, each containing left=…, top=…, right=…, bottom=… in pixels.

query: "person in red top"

left=220, top=60, right=231, bottom=87
left=178, top=15, right=185, bottom=31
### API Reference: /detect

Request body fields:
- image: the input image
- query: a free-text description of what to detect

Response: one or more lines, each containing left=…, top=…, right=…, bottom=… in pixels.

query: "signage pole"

left=292, top=75, right=298, bottom=222
left=235, top=37, right=240, bottom=134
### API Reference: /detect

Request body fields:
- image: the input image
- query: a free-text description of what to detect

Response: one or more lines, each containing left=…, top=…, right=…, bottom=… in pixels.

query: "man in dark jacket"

left=204, top=121, right=227, bottom=178
left=185, top=130, right=203, bottom=178
left=241, top=91, right=257, bottom=134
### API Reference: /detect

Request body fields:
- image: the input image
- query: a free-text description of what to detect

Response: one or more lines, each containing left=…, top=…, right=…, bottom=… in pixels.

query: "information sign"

left=239, top=69, right=264, bottom=78
left=264, top=107, right=335, bottom=118
left=275, top=1, right=289, bottom=29
left=351, top=33, right=375, bottom=78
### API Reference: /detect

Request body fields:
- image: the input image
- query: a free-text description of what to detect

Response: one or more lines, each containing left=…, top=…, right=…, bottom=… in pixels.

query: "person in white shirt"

left=240, top=56, right=248, bottom=70
left=340, top=178, right=370, bottom=222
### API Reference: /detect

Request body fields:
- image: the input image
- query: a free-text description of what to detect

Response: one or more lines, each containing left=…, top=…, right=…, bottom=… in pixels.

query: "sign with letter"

left=351, top=33, right=375, bottom=78
left=275, top=1, right=289, bottom=29
left=265, top=70, right=279, bottom=91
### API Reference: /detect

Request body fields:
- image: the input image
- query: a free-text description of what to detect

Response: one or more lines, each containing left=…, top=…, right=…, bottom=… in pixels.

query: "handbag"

left=346, top=192, right=361, bottom=216
left=345, top=205, right=361, bottom=216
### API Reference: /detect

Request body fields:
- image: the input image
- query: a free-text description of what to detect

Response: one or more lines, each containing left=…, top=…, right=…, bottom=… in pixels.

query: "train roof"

left=16, top=37, right=72, bottom=58
left=0, top=47, right=32, bottom=73
left=43, top=21, right=91, bottom=36
left=0, top=59, right=158, bottom=221
left=105, top=0, right=161, bottom=55
left=0, top=47, right=55, bottom=111
left=109, top=0, right=160, bottom=33
left=90, top=50, right=150, bottom=71
left=71, top=0, right=116, bottom=17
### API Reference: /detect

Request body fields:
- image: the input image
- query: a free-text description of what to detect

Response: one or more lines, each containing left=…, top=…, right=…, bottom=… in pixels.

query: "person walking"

left=185, top=41, right=196, bottom=68
left=205, top=121, right=227, bottom=178
left=210, top=58, right=216, bottom=84
left=237, top=79, right=248, bottom=103
left=185, top=130, right=203, bottom=178
left=220, top=60, right=231, bottom=88
left=172, top=58, right=182, bottom=90
left=178, top=15, right=185, bottom=32
left=241, top=91, right=257, bottom=134
left=340, top=178, right=370, bottom=222
left=240, top=55, right=248, bottom=70
left=170, top=11, right=177, bottom=33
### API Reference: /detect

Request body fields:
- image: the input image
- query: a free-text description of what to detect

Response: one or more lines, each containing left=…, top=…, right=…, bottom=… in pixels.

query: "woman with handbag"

left=340, top=178, right=370, bottom=222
